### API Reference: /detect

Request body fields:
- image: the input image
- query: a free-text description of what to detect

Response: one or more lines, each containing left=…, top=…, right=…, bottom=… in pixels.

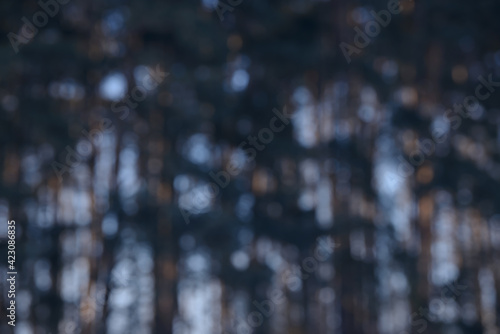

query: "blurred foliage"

left=1, top=0, right=500, bottom=333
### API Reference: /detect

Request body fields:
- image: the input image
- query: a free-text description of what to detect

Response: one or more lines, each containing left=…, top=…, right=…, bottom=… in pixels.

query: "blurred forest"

left=1, top=0, right=500, bottom=333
